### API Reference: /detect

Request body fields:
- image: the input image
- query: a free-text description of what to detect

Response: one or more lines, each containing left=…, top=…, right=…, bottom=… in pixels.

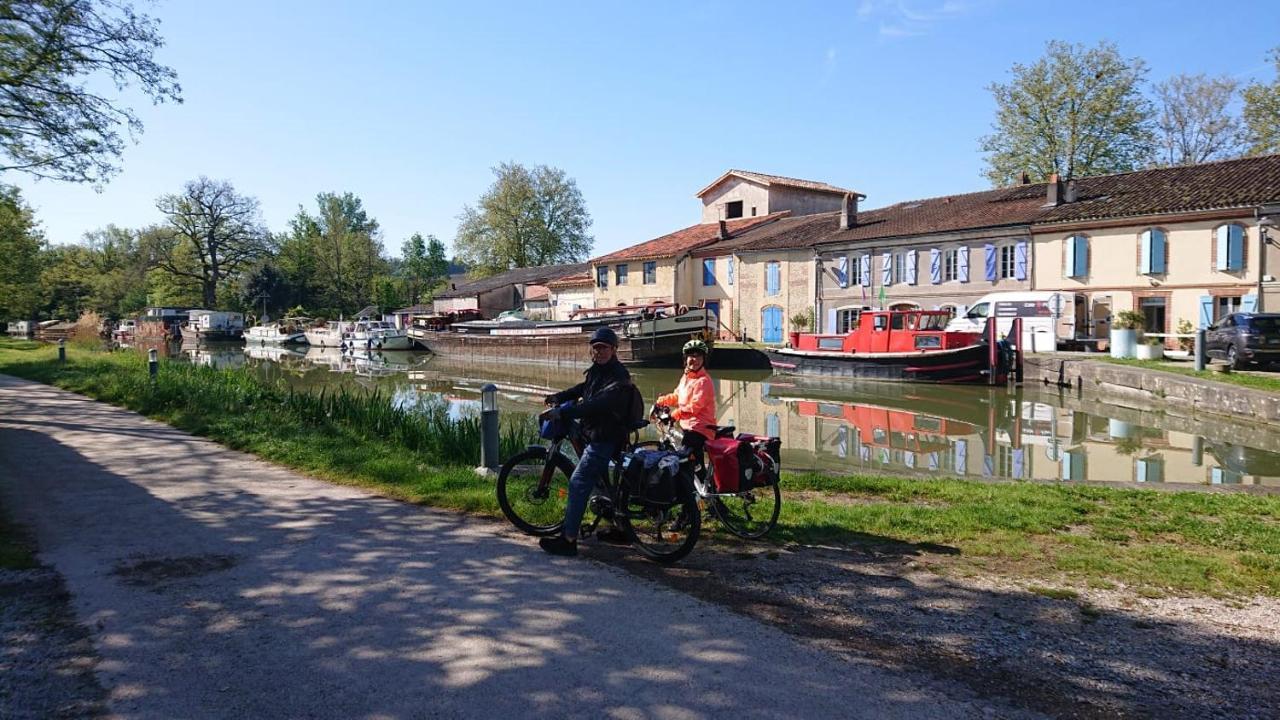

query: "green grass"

left=4, top=338, right=1280, bottom=598
left=1099, top=356, right=1280, bottom=394
left=0, top=511, right=38, bottom=570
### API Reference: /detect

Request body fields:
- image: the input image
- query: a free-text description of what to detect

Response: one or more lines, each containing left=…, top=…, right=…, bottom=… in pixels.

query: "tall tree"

left=286, top=192, right=385, bottom=313
left=0, top=0, right=182, bottom=184
left=454, top=162, right=592, bottom=277
left=981, top=41, right=1156, bottom=185
left=1154, top=74, right=1247, bottom=166
left=0, top=186, right=45, bottom=320
left=151, top=177, right=270, bottom=308
left=400, top=232, right=449, bottom=304
left=70, top=224, right=150, bottom=316
left=1244, top=47, right=1280, bottom=157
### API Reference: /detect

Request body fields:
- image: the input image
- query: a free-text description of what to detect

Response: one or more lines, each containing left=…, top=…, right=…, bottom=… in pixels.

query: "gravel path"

left=0, top=374, right=1036, bottom=720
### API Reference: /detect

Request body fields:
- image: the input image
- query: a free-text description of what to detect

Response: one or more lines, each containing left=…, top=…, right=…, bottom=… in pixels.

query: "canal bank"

left=1025, top=354, right=1280, bottom=423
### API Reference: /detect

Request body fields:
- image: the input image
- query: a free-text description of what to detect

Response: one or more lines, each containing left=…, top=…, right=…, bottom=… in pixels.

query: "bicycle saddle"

left=709, top=424, right=736, bottom=439
left=628, top=419, right=650, bottom=432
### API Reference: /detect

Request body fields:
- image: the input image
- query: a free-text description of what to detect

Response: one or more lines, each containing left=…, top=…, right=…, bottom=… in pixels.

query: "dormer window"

left=725, top=200, right=744, bottom=219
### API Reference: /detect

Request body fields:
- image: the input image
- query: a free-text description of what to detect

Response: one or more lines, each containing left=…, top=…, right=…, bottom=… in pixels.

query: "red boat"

left=765, top=310, right=1020, bottom=384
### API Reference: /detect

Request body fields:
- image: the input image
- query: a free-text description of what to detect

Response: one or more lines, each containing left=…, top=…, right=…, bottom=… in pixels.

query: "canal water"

left=167, top=343, right=1280, bottom=491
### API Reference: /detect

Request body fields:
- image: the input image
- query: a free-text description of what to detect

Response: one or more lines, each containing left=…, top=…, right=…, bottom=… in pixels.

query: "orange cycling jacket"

left=656, top=367, right=717, bottom=440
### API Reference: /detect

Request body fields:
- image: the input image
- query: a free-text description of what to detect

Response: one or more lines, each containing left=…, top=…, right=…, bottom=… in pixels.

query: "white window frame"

left=835, top=307, right=863, bottom=334
left=942, top=248, right=958, bottom=282
left=892, top=252, right=908, bottom=285
left=999, top=244, right=1016, bottom=279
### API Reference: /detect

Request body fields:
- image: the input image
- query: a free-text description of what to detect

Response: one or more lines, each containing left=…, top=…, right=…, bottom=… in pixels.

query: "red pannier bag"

left=704, top=437, right=741, bottom=493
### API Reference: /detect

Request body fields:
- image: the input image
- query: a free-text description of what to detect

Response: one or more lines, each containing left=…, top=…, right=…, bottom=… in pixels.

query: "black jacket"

left=548, top=357, right=633, bottom=445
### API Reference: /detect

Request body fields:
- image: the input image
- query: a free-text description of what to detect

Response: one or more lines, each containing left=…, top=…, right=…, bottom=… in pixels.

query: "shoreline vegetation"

left=2, top=338, right=1279, bottom=598
left=1098, top=355, right=1280, bottom=393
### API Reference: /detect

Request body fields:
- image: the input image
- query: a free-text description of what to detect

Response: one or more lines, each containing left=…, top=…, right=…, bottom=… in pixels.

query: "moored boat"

left=245, top=317, right=309, bottom=345
left=342, top=319, right=412, bottom=350
left=181, top=310, right=245, bottom=342
left=304, top=320, right=353, bottom=348
left=765, top=310, right=1017, bottom=384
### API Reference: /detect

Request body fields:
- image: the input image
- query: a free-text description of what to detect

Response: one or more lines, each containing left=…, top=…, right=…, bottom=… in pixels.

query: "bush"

left=1176, top=318, right=1195, bottom=352
left=1112, top=310, right=1147, bottom=330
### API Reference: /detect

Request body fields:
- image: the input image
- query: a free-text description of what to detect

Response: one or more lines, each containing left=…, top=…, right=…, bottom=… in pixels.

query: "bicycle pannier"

left=621, top=449, right=682, bottom=507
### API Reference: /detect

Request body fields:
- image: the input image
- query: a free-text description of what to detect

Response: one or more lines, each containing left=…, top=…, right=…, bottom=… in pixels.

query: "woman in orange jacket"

left=653, top=339, right=717, bottom=459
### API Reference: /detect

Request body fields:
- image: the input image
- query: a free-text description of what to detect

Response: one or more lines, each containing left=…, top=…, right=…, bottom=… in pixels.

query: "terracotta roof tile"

left=545, top=273, right=593, bottom=289
left=435, top=262, right=589, bottom=299
left=591, top=213, right=788, bottom=264
left=696, top=169, right=860, bottom=198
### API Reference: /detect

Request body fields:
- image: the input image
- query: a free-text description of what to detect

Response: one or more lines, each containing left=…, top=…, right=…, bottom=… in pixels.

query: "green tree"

left=1154, top=74, right=1247, bottom=166
left=77, top=225, right=150, bottom=316
left=0, top=0, right=181, bottom=185
left=981, top=41, right=1155, bottom=185
left=238, top=262, right=288, bottom=320
left=1243, top=47, right=1280, bottom=156
left=39, top=244, right=92, bottom=319
left=0, top=186, right=45, bottom=320
left=286, top=192, right=386, bottom=314
left=454, top=162, right=592, bottom=277
left=151, top=177, right=270, bottom=309
left=400, top=232, right=450, bottom=304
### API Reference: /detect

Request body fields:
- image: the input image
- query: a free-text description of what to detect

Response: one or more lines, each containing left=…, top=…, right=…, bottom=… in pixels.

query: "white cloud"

left=857, top=0, right=980, bottom=39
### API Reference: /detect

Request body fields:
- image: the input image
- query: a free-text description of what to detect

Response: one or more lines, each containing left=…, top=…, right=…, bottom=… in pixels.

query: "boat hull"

left=343, top=333, right=412, bottom=351
left=765, top=343, right=1003, bottom=384
left=413, top=330, right=692, bottom=367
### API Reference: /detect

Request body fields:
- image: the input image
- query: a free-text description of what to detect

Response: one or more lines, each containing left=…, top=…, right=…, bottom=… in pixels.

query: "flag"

left=877, top=284, right=886, bottom=308
left=861, top=280, right=867, bottom=303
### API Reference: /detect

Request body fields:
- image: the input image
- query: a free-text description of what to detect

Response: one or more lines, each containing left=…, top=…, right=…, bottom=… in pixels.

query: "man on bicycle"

left=537, top=327, right=635, bottom=557
left=652, top=339, right=716, bottom=464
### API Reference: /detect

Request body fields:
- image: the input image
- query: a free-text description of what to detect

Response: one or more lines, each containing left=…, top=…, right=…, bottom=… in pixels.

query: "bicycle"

left=636, top=408, right=782, bottom=540
left=495, top=405, right=701, bottom=564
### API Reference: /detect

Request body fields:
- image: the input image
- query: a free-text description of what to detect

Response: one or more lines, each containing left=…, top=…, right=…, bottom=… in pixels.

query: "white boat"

left=244, top=345, right=306, bottom=362
left=245, top=318, right=308, bottom=345
left=181, top=310, right=245, bottom=341
left=304, top=320, right=353, bottom=348
left=343, top=319, right=412, bottom=351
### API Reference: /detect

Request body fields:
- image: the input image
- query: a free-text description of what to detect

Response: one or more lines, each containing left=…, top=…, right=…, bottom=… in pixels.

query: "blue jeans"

left=562, top=440, right=617, bottom=540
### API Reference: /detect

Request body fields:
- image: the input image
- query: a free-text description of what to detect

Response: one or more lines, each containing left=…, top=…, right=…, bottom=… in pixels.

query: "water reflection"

left=141, top=345, right=1280, bottom=491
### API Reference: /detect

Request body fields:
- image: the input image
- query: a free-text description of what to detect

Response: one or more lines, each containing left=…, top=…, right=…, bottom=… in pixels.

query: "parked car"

left=1204, top=313, right=1280, bottom=369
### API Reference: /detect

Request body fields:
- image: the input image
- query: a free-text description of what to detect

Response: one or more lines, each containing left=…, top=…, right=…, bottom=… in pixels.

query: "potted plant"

left=788, top=308, right=813, bottom=347
left=1136, top=336, right=1165, bottom=360
left=1175, top=318, right=1195, bottom=353
left=1109, top=310, right=1146, bottom=359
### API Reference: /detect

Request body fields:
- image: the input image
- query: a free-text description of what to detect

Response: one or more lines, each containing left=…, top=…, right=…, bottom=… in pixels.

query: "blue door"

left=704, top=301, right=720, bottom=324
left=762, top=306, right=783, bottom=343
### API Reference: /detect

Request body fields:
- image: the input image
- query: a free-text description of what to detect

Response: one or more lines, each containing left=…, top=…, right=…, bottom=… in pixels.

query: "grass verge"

left=1099, top=356, right=1280, bottom=394
left=3, top=338, right=1279, bottom=598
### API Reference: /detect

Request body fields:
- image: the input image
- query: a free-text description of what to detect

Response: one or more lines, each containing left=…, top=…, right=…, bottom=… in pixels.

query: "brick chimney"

left=1019, top=171, right=1031, bottom=185
left=839, top=193, right=858, bottom=230
left=1064, top=179, right=1078, bottom=203
left=717, top=219, right=728, bottom=240
left=1044, top=173, right=1066, bottom=207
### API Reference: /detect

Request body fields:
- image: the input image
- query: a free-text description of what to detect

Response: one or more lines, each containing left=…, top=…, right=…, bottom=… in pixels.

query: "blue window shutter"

left=1242, top=294, right=1258, bottom=313
left=860, top=255, right=871, bottom=286
left=906, top=249, right=918, bottom=285
left=703, top=258, right=715, bottom=286
left=835, top=256, right=848, bottom=288
left=881, top=252, right=892, bottom=286
left=984, top=243, right=997, bottom=281
left=1014, top=241, right=1028, bottom=281
left=958, top=246, right=969, bottom=283
left=1152, top=232, right=1166, bottom=274
left=727, top=257, right=735, bottom=285
left=1216, top=226, right=1230, bottom=270
left=1064, top=236, right=1076, bottom=278
left=766, top=262, right=779, bottom=295
left=1013, top=448, right=1024, bottom=477
left=1139, top=231, right=1152, bottom=274
left=930, top=248, right=941, bottom=284
left=1228, top=225, right=1244, bottom=270
left=954, top=439, right=967, bottom=474
left=1199, top=295, right=1213, bottom=328
left=1074, top=236, right=1089, bottom=278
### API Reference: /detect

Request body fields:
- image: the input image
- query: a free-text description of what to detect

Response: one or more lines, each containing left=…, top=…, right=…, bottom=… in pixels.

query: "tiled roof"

left=716, top=185, right=1049, bottom=253
left=545, top=273, right=593, bottom=289
left=435, top=262, right=590, bottom=299
left=695, top=170, right=862, bottom=198
left=591, top=213, right=788, bottom=264
left=523, top=285, right=551, bottom=301
left=716, top=154, right=1280, bottom=252
left=1038, top=154, right=1280, bottom=224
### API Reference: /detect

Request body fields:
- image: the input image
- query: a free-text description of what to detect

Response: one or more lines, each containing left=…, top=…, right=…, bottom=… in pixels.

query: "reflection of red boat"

left=793, top=400, right=975, bottom=452
left=766, top=310, right=1017, bottom=384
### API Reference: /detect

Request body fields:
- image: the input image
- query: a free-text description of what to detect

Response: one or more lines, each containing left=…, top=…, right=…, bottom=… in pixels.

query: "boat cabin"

left=792, top=310, right=980, bottom=354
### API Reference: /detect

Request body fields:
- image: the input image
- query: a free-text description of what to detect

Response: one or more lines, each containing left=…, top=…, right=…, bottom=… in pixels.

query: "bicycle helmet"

left=588, top=327, right=619, bottom=347
left=682, top=338, right=710, bottom=356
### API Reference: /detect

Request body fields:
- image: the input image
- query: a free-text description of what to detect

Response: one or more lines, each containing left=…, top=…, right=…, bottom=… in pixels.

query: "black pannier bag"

left=734, top=434, right=781, bottom=489
left=620, top=449, right=682, bottom=507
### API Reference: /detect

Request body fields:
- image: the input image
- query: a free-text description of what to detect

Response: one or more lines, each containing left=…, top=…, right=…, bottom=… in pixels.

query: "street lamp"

left=479, top=383, right=499, bottom=471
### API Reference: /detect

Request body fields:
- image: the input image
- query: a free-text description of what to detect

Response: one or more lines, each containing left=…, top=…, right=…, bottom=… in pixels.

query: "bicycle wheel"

left=616, top=471, right=700, bottom=564
left=496, top=447, right=574, bottom=536
left=712, top=481, right=782, bottom=540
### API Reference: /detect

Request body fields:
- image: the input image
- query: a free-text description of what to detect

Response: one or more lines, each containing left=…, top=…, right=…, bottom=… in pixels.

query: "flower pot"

left=788, top=331, right=801, bottom=348
left=1135, top=343, right=1164, bottom=360
left=1109, top=328, right=1138, bottom=359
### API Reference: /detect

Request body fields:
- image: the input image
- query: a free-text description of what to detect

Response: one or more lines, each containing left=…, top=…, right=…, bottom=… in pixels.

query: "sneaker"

left=595, top=526, right=631, bottom=545
left=539, top=536, right=578, bottom=557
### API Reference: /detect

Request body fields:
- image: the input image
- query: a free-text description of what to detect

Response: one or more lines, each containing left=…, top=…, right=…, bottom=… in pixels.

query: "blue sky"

left=13, top=0, right=1280, bottom=259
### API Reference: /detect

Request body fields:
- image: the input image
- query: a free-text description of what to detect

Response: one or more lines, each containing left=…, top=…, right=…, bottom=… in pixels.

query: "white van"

left=946, top=291, right=1089, bottom=352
